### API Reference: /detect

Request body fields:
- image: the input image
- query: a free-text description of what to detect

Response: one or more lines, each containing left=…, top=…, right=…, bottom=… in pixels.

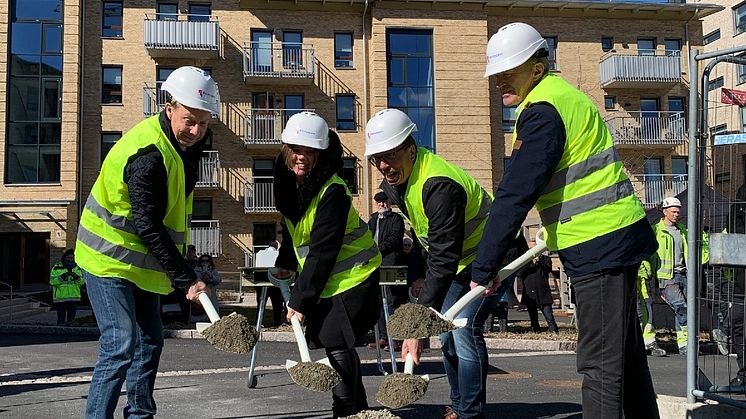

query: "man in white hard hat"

left=365, top=108, right=494, bottom=419
left=472, top=22, right=659, bottom=417
left=75, top=66, right=219, bottom=417
left=642, top=197, right=689, bottom=357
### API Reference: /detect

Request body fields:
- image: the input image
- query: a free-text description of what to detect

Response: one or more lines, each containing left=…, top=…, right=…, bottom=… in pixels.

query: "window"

left=704, top=29, right=721, bottom=45
left=102, top=2, right=123, bottom=38
left=387, top=29, right=435, bottom=150
left=668, top=97, right=685, bottom=115
left=157, top=2, right=178, bottom=21
left=253, top=159, right=274, bottom=177
left=637, top=38, right=656, bottom=56
left=708, top=77, right=724, bottom=91
left=156, top=66, right=175, bottom=108
left=672, top=157, right=687, bottom=176
left=664, top=39, right=681, bottom=57
left=710, top=124, right=727, bottom=135
left=6, top=0, right=63, bottom=184
left=502, top=105, right=517, bottom=132
left=544, top=36, right=557, bottom=71
left=338, top=158, right=359, bottom=195
left=738, top=53, right=746, bottom=85
left=188, top=3, right=211, bottom=22
left=601, top=37, right=613, bottom=52
left=192, top=199, right=213, bottom=220
left=101, top=66, right=122, bottom=104
left=101, top=132, right=121, bottom=163
left=334, top=32, right=354, bottom=68
left=283, top=31, right=303, bottom=68
left=283, top=94, right=304, bottom=125
left=336, top=94, right=356, bottom=131
left=253, top=223, right=277, bottom=253
left=735, top=2, right=746, bottom=36
left=742, top=106, right=746, bottom=132
left=604, top=96, right=616, bottom=111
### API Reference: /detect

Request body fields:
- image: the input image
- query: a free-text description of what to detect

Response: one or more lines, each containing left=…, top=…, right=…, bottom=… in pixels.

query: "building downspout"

left=76, top=0, right=86, bottom=221
left=362, top=0, right=371, bottom=218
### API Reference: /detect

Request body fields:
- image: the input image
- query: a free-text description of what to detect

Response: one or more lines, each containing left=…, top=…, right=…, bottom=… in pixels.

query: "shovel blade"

left=286, top=359, right=298, bottom=370
left=452, top=318, right=468, bottom=328
left=421, top=374, right=430, bottom=382
left=196, top=322, right=211, bottom=333
left=318, top=357, right=332, bottom=367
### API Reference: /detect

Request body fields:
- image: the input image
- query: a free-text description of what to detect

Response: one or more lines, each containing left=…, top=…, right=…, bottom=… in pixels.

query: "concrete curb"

left=657, top=394, right=746, bottom=419
left=0, top=324, right=576, bottom=351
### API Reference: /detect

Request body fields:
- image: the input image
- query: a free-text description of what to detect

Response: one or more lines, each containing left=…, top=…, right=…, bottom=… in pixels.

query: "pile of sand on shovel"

left=200, top=314, right=259, bottom=355
left=386, top=303, right=456, bottom=339
left=288, top=362, right=341, bottom=392
left=341, top=410, right=401, bottom=419
left=376, top=373, right=429, bottom=409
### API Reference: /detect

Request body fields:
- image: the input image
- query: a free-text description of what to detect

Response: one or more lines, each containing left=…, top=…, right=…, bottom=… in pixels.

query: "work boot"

left=646, top=342, right=667, bottom=357
left=679, top=346, right=687, bottom=356
left=711, top=328, right=729, bottom=356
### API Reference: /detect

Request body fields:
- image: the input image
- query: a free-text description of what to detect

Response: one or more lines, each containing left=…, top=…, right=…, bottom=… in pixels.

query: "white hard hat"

left=484, top=22, right=549, bottom=78
left=661, top=197, right=682, bottom=209
left=364, top=109, right=417, bottom=156
left=281, top=111, right=329, bottom=150
left=162, top=66, right=220, bottom=115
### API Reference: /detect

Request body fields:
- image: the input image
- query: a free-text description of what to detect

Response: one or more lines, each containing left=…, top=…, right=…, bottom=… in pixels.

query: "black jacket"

left=472, top=101, right=657, bottom=284
left=123, top=110, right=206, bottom=290
left=518, top=254, right=554, bottom=306
left=368, top=210, right=404, bottom=266
left=380, top=174, right=468, bottom=310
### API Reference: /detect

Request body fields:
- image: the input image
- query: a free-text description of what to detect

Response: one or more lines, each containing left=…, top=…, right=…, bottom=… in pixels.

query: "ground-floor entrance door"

left=0, top=233, right=49, bottom=290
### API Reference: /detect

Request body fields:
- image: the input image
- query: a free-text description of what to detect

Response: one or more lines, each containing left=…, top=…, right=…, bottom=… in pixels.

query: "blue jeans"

left=439, top=281, right=499, bottom=419
left=660, top=272, right=687, bottom=332
left=84, top=271, right=164, bottom=419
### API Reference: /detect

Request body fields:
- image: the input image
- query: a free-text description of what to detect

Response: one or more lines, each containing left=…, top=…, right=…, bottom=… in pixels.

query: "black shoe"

left=728, top=376, right=746, bottom=393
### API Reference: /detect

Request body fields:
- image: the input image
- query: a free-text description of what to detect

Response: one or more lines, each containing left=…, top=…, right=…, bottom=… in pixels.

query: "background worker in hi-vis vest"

left=365, top=108, right=495, bottom=419
left=472, top=23, right=660, bottom=418
left=74, top=66, right=219, bottom=419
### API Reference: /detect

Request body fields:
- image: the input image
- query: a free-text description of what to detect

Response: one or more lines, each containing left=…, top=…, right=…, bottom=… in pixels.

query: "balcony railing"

left=242, top=42, right=315, bottom=81
left=244, top=177, right=276, bottom=213
left=143, top=82, right=219, bottom=118
left=189, top=220, right=221, bottom=257
left=196, top=150, right=220, bottom=188
left=599, top=51, right=681, bottom=88
left=629, top=174, right=688, bottom=209
left=604, top=111, right=686, bottom=146
left=143, top=14, right=219, bottom=57
left=243, top=108, right=313, bottom=145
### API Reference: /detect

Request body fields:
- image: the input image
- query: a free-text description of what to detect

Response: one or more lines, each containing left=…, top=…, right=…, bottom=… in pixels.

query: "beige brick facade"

left=0, top=0, right=721, bottom=289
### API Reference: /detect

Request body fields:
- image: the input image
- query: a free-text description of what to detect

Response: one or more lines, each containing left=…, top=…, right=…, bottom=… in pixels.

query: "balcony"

left=143, top=83, right=219, bottom=119
left=243, top=108, right=313, bottom=146
left=143, top=14, right=219, bottom=58
left=189, top=220, right=221, bottom=257
left=604, top=111, right=686, bottom=146
left=196, top=150, right=220, bottom=188
left=599, top=51, right=681, bottom=89
left=242, top=42, right=315, bottom=84
left=244, top=177, right=276, bottom=213
left=629, top=174, right=688, bottom=209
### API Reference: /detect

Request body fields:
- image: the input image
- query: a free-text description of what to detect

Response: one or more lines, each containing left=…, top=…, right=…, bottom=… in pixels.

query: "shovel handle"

left=442, top=228, right=548, bottom=321
left=404, top=352, right=415, bottom=374
left=198, top=292, right=221, bottom=324
left=291, top=314, right=312, bottom=362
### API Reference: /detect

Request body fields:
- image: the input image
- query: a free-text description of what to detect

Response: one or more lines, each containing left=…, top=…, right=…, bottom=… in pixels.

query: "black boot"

left=326, top=347, right=368, bottom=418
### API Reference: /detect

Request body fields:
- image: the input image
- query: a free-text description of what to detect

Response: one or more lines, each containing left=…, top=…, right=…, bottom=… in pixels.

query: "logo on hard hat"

left=367, top=129, right=384, bottom=140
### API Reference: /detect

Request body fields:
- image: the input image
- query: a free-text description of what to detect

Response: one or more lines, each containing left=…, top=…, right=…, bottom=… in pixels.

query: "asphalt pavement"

left=0, top=332, right=706, bottom=419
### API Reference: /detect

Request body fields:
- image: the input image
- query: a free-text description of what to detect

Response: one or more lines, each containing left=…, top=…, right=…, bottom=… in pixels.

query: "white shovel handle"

left=404, top=352, right=415, bottom=374
left=291, top=314, right=312, bottom=362
left=442, top=228, right=548, bottom=321
left=198, top=292, right=221, bottom=324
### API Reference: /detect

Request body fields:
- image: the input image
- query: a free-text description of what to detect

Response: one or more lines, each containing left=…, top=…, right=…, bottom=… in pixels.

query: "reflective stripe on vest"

left=652, top=219, right=688, bottom=281
left=403, top=147, right=492, bottom=273
left=285, top=175, right=381, bottom=298
left=514, top=74, right=645, bottom=251
left=75, top=115, right=192, bottom=295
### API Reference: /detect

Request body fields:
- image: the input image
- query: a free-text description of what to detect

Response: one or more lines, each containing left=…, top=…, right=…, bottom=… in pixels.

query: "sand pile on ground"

left=341, top=410, right=401, bottom=419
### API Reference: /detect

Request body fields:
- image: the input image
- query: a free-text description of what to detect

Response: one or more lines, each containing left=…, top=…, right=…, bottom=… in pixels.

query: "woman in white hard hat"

left=272, top=112, right=382, bottom=418
left=472, top=22, right=659, bottom=418
left=76, top=66, right=220, bottom=417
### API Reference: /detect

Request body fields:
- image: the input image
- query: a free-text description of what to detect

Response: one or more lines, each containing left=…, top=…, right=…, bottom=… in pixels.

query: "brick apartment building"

left=0, top=0, right=721, bottom=291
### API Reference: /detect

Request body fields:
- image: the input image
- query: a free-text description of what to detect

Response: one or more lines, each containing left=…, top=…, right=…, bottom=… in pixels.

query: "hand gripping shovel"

left=375, top=352, right=429, bottom=409
left=285, top=314, right=342, bottom=392
left=436, top=228, right=549, bottom=329
left=196, top=292, right=259, bottom=355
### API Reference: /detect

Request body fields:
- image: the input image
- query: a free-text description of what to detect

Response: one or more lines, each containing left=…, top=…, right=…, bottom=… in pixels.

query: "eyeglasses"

left=368, top=143, right=411, bottom=165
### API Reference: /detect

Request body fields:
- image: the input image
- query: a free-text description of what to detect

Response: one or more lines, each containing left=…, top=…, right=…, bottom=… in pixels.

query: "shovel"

left=196, top=292, right=259, bottom=354
left=285, top=314, right=341, bottom=392
left=376, top=352, right=429, bottom=409
left=435, top=228, right=549, bottom=328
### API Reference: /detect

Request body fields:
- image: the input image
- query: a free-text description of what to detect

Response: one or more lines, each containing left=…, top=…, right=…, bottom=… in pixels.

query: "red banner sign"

left=721, top=88, right=746, bottom=106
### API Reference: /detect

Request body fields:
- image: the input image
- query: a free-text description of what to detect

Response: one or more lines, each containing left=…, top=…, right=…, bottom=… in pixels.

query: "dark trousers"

left=571, top=265, right=659, bottom=418
left=733, top=297, right=745, bottom=379
left=326, top=347, right=367, bottom=418
left=526, top=302, right=558, bottom=333
left=256, top=287, right=286, bottom=327
left=54, top=301, right=77, bottom=325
